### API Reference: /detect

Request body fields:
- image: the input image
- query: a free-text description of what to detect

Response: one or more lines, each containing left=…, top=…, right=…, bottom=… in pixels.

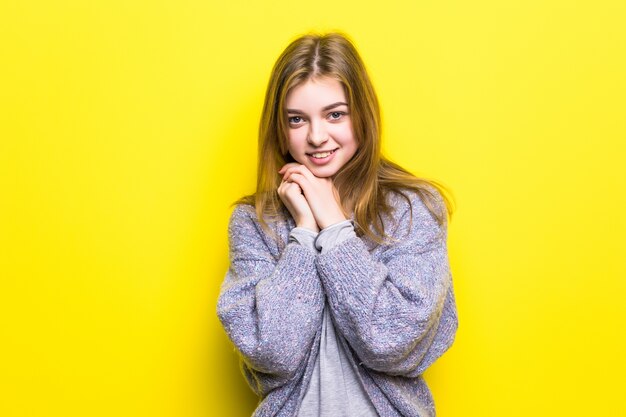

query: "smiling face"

left=284, top=76, right=358, bottom=178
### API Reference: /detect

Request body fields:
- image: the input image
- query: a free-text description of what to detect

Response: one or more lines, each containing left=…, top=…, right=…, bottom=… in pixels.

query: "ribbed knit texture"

left=217, top=188, right=459, bottom=417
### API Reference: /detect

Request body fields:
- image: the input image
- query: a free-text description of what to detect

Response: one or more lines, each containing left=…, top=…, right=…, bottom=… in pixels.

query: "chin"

left=308, top=166, right=337, bottom=178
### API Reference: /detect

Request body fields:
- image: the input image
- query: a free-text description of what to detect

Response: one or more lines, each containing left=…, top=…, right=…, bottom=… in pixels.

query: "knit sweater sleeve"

left=314, top=190, right=458, bottom=377
left=217, top=205, right=325, bottom=386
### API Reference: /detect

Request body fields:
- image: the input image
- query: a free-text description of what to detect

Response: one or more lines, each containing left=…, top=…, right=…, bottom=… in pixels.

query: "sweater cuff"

left=289, top=227, right=319, bottom=253
left=315, top=220, right=356, bottom=255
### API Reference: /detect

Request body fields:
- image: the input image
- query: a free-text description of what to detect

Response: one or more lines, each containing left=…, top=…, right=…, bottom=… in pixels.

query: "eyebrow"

left=286, top=101, right=348, bottom=114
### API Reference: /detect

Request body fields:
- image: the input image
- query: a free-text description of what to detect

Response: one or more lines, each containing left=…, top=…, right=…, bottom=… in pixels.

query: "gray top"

left=289, top=220, right=379, bottom=417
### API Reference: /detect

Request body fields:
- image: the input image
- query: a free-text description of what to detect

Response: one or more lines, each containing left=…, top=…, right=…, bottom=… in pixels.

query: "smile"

left=307, top=149, right=338, bottom=159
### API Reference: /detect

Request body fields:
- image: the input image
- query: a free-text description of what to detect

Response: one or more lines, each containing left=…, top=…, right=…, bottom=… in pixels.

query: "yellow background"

left=1, top=0, right=624, bottom=416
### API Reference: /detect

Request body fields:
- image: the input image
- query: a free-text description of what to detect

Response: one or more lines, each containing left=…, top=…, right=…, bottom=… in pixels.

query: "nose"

left=307, top=121, right=329, bottom=147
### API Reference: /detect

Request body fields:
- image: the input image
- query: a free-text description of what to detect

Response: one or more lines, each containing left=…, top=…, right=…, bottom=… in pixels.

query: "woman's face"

left=284, top=76, right=358, bottom=178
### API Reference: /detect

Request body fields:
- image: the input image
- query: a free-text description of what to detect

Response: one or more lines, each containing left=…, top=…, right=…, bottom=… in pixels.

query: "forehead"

left=285, top=77, right=347, bottom=107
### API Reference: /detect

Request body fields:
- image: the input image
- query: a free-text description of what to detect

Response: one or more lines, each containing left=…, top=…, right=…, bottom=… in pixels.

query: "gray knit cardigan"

left=217, top=188, right=459, bottom=417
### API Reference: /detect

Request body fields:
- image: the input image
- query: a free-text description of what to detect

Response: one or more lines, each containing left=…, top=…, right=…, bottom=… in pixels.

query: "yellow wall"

left=1, top=1, right=624, bottom=416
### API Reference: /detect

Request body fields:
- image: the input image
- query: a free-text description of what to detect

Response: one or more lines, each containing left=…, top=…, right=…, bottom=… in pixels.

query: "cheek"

left=286, top=135, right=300, bottom=153
left=286, top=135, right=308, bottom=162
left=336, top=127, right=357, bottom=149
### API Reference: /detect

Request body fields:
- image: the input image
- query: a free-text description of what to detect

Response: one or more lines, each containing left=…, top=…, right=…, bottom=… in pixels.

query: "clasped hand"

left=277, top=163, right=347, bottom=233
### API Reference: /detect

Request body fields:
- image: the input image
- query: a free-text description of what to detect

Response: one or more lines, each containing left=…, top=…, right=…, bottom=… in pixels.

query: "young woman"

left=217, top=31, right=458, bottom=417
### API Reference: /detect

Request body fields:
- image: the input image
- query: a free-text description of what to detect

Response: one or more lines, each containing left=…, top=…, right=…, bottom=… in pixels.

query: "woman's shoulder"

left=227, top=203, right=256, bottom=231
left=230, top=202, right=256, bottom=220
left=374, top=184, right=448, bottom=248
left=384, top=184, right=447, bottom=224
left=230, top=202, right=290, bottom=227
left=228, top=202, right=291, bottom=253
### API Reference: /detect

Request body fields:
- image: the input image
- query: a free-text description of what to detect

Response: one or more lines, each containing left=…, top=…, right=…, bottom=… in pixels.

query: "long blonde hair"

left=235, top=31, right=455, bottom=245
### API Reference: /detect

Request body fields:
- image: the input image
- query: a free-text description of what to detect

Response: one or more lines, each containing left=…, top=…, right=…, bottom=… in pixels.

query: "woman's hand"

left=277, top=168, right=319, bottom=232
left=278, top=163, right=347, bottom=230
